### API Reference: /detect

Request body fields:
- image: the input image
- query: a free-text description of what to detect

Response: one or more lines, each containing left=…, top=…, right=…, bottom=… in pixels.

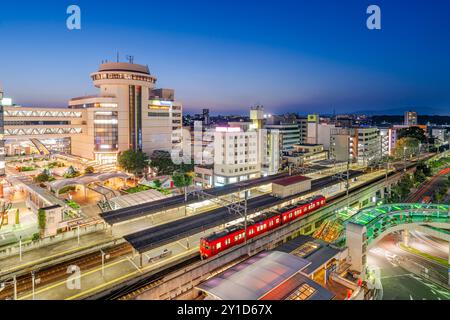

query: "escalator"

left=30, top=138, right=50, bottom=155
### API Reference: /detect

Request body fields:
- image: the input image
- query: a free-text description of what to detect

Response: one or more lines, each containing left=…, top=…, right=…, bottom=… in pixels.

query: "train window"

left=225, top=239, right=231, bottom=245
left=204, top=244, right=210, bottom=250
left=234, top=236, right=238, bottom=241
left=276, top=218, right=280, bottom=223
left=216, top=243, right=221, bottom=249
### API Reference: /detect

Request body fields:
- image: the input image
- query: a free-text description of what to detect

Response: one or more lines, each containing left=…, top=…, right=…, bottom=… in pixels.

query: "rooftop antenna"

left=126, top=55, right=134, bottom=64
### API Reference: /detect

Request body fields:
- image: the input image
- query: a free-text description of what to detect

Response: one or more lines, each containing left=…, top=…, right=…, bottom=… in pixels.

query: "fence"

left=0, top=222, right=107, bottom=259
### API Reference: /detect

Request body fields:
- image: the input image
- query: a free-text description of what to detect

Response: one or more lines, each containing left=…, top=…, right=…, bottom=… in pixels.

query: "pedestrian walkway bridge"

left=344, top=203, right=450, bottom=272
left=347, top=203, right=450, bottom=246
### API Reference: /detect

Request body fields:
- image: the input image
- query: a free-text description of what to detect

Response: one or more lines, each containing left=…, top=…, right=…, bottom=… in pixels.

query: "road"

left=405, top=167, right=450, bottom=203
left=367, top=235, right=450, bottom=300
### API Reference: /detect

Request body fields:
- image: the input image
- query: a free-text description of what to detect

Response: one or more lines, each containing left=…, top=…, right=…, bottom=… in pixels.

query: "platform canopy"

left=196, top=251, right=310, bottom=300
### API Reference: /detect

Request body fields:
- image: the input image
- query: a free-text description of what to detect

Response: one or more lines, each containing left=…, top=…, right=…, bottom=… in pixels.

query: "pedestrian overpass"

left=344, top=203, right=450, bottom=273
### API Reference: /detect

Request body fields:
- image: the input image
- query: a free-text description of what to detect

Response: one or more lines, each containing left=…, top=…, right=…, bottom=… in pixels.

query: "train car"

left=281, top=195, right=326, bottom=224
left=246, top=211, right=282, bottom=241
left=200, top=224, right=245, bottom=258
left=200, top=195, right=326, bottom=258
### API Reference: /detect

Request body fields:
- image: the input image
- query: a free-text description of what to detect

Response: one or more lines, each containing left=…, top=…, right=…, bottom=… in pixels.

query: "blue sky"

left=0, top=0, right=449, bottom=115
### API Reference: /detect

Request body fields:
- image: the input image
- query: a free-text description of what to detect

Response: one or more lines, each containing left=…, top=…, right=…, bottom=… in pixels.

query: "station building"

left=1, top=61, right=183, bottom=165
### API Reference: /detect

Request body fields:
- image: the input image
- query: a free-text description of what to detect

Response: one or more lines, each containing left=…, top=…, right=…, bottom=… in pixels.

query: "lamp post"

left=31, top=271, right=35, bottom=300
left=403, top=146, right=407, bottom=172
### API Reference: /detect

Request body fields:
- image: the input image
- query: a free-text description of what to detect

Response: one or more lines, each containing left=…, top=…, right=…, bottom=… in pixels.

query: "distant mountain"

left=352, top=106, right=449, bottom=116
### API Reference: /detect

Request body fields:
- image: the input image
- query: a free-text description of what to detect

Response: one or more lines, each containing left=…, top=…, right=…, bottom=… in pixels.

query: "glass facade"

left=128, top=85, right=142, bottom=150
left=94, top=111, right=118, bottom=152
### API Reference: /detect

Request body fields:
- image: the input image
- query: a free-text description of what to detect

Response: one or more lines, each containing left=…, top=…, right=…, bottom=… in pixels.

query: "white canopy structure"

left=196, top=251, right=311, bottom=300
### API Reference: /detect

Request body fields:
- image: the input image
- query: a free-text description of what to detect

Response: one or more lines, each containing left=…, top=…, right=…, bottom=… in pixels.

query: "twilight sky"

left=0, top=0, right=449, bottom=115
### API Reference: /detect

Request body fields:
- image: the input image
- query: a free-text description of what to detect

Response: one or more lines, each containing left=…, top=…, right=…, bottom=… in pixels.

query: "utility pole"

left=244, top=189, right=248, bottom=244
left=101, top=249, right=105, bottom=277
left=13, top=275, right=17, bottom=300
left=77, top=225, right=80, bottom=245
left=19, top=236, right=22, bottom=262
left=31, top=271, right=35, bottom=300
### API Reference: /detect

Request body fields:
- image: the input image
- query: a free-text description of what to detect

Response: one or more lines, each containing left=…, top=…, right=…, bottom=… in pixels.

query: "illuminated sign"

left=308, top=114, right=317, bottom=122
left=149, top=100, right=172, bottom=107
left=215, top=127, right=242, bottom=133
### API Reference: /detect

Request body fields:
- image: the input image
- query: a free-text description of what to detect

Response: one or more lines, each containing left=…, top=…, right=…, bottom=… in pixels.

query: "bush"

left=59, top=185, right=76, bottom=194
left=84, top=166, right=95, bottom=174
left=32, top=233, right=40, bottom=241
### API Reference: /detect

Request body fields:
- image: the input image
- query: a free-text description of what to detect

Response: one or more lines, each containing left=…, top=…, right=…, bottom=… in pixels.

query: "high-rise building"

left=250, top=105, right=265, bottom=129
left=264, top=123, right=300, bottom=153
left=0, top=89, right=5, bottom=176
left=404, top=111, right=418, bottom=126
left=213, top=126, right=262, bottom=186
left=202, top=108, right=210, bottom=126
left=330, top=127, right=381, bottom=166
left=69, top=61, right=182, bottom=164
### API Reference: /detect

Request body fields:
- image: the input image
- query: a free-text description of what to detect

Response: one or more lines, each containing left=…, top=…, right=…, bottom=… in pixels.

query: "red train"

left=200, top=195, right=326, bottom=258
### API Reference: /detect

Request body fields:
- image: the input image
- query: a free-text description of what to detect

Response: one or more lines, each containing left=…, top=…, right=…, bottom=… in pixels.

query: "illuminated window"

left=287, top=284, right=316, bottom=300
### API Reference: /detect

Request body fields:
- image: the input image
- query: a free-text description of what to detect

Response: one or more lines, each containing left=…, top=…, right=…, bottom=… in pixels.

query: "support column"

left=402, top=230, right=409, bottom=247
left=448, top=242, right=450, bottom=286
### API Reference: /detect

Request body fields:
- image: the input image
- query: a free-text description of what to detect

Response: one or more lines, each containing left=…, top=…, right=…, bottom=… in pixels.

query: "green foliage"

left=65, top=200, right=81, bottom=210
left=38, top=209, right=46, bottom=232
left=428, top=157, right=450, bottom=169
left=433, top=184, right=449, bottom=203
left=125, top=185, right=151, bottom=194
left=395, top=137, right=419, bottom=158
left=32, top=233, right=40, bottom=241
left=15, top=209, right=20, bottom=225
left=397, top=126, right=427, bottom=143
left=35, top=172, right=51, bottom=183
left=58, top=185, right=76, bottom=195
left=171, top=171, right=193, bottom=190
left=118, top=149, right=149, bottom=176
left=149, top=150, right=176, bottom=175
left=64, top=166, right=81, bottom=178
left=153, top=179, right=162, bottom=188
left=18, top=166, right=35, bottom=172
left=84, top=166, right=95, bottom=174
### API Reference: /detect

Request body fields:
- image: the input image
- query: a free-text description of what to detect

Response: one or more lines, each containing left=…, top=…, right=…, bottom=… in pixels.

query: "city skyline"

left=0, top=0, right=449, bottom=115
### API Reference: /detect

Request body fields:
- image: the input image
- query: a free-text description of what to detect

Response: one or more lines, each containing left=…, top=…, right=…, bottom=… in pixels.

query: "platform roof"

left=196, top=251, right=310, bottom=300
left=109, top=189, right=168, bottom=209
left=273, top=175, right=311, bottom=186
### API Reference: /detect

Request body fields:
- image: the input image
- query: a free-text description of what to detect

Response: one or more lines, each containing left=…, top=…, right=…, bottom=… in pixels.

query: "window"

left=216, top=243, right=221, bottom=249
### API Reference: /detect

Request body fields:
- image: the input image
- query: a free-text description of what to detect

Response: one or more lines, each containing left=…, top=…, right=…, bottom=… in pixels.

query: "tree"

left=35, top=172, right=51, bottom=183
left=395, top=137, right=419, bottom=159
left=84, top=166, right=95, bottom=174
left=171, top=171, right=193, bottom=192
left=38, top=209, right=46, bottom=236
left=118, top=149, right=149, bottom=177
left=15, top=209, right=20, bottom=225
left=153, top=179, right=162, bottom=188
left=64, top=165, right=80, bottom=178
left=150, top=150, right=175, bottom=175
left=397, top=126, right=427, bottom=143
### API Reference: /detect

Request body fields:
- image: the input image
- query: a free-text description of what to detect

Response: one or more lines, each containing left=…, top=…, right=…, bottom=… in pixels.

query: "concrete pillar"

left=402, top=230, right=409, bottom=247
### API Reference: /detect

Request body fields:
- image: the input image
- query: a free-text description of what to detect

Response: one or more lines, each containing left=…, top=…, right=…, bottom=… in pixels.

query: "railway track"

left=97, top=255, right=201, bottom=300
left=0, top=242, right=133, bottom=300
